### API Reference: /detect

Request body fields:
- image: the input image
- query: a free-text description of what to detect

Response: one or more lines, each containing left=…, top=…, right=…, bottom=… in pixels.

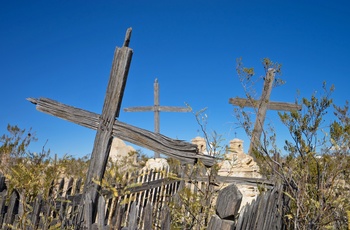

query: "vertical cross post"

left=229, top=68, right=302, bottom=156
left=249, top=68, right=275, bottom=155
left=82, top=28, right=133, bottom=223
left=154, top=79, right=160, bottom=134
left=124, top=78, right=191, bottom=158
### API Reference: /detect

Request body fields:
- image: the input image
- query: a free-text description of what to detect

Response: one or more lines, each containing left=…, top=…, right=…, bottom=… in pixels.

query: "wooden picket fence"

left=0, top=167, right=180, bottom=229
left=235, top=184, right=288, bottom=230
left=0, top=166, right=282, bottom=229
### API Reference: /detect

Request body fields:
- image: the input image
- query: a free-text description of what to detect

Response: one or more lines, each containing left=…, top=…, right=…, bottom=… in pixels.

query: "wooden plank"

left=84, top=194, right=93, bottom=230
left=27, top=97, right=215, bottom=167
left=154, top=78, right=160, bottom=136
left=126, top=177, right=180, bottom=194
left=0, top=174, right=6, bottom=192
left=124, top=106, right=191, bottom=113
left=124, top=106, right=155, bottom=112
left=113, top=202, right=123, bottom=230
left=160, top=204, right=170, bottom=230
left=229, top=98, right=302, bottom=111
left=249, top=68, right=275, bottom=155
left=159, top=106, right=191, bottom=112
left=0, top=190, right=7, bottom=226
left=184, top=175, right=273, bottom=188
left=97, top=196, right=106, bottom=230
left=128, top=202, right=138, bottom=230
left=4, top=190, right=19, bottom=229
left=143, top=202, right=153, bottom=229
left=30, top=195, right=42, bottom=230
left=83, top=28, right=133, bottom=217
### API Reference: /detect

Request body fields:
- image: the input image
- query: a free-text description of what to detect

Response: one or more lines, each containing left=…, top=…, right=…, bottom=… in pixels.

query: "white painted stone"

left=143, top=158, right=169, bottom=171
left=109, top=137, right=137, bottom=164
left=191, top=136, right=207, bottom=154
left=219, top=139, right=260, bottom=178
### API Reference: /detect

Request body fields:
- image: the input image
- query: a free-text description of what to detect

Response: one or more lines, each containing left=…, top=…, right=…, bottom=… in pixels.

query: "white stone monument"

left=191, top=136, right=207, bottom=154
left=109, top=137, right=137, bottom=164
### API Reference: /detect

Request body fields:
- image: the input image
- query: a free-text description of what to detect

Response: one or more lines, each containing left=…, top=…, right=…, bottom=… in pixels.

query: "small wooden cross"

left=124, top=78, right=191, bottom=158
left=229, top=68, right=302, bottom=156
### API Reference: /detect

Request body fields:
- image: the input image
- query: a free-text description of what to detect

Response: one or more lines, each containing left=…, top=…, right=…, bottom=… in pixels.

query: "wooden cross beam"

left=28, top=28, right=215, bottom=226
left=229, top=68, right=302, bottom=156
left=124, top=78, right=191, bottom=158
left=27, top=97, right=214, bottom=166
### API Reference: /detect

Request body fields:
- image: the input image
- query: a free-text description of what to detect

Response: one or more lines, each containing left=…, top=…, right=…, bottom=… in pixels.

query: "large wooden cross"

left=124, top=78, right=191, bottom=158
left=229, top=68, right=302, bottom=156
left=28, top=28, right=214, bottom=226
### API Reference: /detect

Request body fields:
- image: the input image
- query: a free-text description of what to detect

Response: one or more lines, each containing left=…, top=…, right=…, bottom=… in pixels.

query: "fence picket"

left=0, top=189, right=7, bottom=226
left=29, top=195, right=42, bottom=230
left=97, top=195, right=105, bottom=230
left=0, top=164, right=281, bottom=229
left=84, top=193, right=93, bottom=230
left=160, top=204, right=170, bottom=230
left=143, top=202, right=153, bottom=229
left=0, top=174, right=6, bottom=192
left=4, top=190, right=19, bottom=229
left=128, top=202, right=138, bottom=230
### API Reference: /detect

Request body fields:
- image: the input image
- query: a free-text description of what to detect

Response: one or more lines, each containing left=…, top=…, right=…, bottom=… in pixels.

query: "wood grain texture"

left=229, top=98, right=302, bottom=111
left=249, top=69, right=275, bottom=155
left=84, top=40, right=133, bottom=219
left=27, top=97, right=215, bottom=167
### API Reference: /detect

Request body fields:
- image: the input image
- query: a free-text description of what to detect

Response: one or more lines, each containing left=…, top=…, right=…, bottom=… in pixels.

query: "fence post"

left=160, top=204, right=170, bottom=230
left=143, top=202, right=153, bottom=229
left=0, top=174, right=6, bottom=192
left=84, top=194, right=93, bottom=230
left=4, top=190, right=19, bottom=230
left=97, top=195, right=106, bottom=230
left=0, top=189, right=7, bottom=226
left=128, top=202, right=138, bottom=230
left=30, top=195, right=43, bottom=229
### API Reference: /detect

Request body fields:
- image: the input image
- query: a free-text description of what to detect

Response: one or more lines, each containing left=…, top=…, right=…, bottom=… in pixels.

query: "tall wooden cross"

left=229, top=68, right=302, bottom=156
left=27, top=28, right=214, bottom=227
left=124, top=78, right=191, bottom=158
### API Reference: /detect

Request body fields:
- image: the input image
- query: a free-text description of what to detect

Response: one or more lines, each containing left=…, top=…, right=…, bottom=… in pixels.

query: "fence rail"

left=0, top=166, right=282, bottom=229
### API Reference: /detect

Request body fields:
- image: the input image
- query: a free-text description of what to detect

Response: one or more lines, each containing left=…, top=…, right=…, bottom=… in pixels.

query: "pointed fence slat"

left=0, top=189, right=7, bottom=226
left=143, top=202, right=153, bottom=229
left=0, top=174, right=6, bottom=192
left=128, top=202, right=138, bottom=230
left=97, top=195, right=106, bottom=230
left=0, top=166, right=279, bottom=229
left=4, top=190, right=19, bottom=230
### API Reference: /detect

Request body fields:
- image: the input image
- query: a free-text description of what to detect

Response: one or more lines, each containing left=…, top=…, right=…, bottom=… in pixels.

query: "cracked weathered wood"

left=27, top=97, right=214, bottom=167
left=81, top=28, right=133, bottom=223
left=229, top=98, right=301, bottom=111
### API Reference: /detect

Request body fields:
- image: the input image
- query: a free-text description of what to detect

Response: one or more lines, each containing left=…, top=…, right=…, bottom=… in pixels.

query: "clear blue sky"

left=1, top=1, right=349, bottom=158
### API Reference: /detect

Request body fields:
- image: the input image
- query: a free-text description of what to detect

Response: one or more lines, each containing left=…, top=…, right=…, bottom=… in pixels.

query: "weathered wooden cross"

left=229, top=68, right=302, bottom=156
left=124, top=78, right=191, bottom=158
left=27, top=28, right=214, bottom=226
